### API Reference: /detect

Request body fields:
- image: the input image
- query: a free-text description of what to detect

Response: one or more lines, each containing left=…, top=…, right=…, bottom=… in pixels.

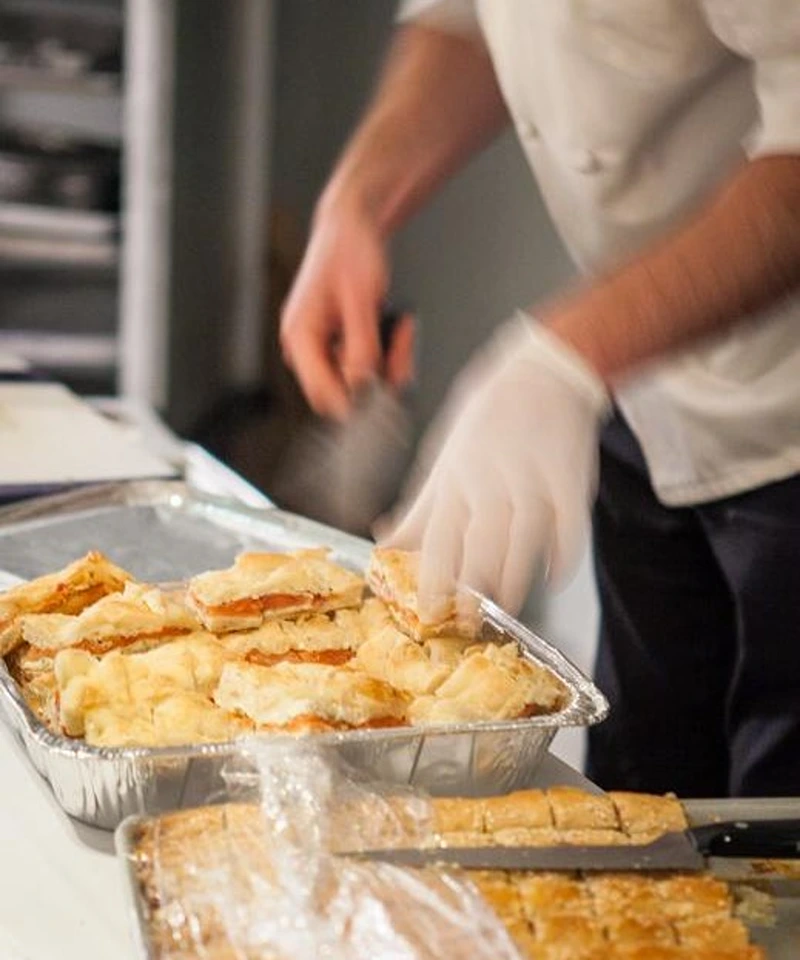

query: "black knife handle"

left=692, top=819, right=800, bottom=859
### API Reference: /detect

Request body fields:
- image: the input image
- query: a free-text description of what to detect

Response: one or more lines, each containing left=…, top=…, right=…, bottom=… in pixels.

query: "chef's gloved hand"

left=380, top=312, right=611, bottom=620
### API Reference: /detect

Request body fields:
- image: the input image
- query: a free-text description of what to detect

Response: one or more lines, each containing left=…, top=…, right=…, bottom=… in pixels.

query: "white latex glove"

left=381, top=313, right=611, bottom=620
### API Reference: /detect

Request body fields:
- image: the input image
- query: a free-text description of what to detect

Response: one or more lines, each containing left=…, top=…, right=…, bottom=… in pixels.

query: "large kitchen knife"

left=354, top=819, right=800, bottom=872
left=273, top=307, right=412, bottom=537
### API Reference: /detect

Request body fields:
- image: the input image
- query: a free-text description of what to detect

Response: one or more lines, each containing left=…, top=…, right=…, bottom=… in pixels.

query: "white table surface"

left=0, top=719, right=595, bottom=960
left=0, top=427, right=597, bottom=958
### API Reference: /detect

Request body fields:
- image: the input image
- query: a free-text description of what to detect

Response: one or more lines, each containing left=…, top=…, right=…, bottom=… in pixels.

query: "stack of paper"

left=0, top=383, right=177, bottom=497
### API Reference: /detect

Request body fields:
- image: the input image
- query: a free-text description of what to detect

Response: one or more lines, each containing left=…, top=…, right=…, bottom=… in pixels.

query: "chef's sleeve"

left=395, top=0, right=480, bottom=36
left=702, top=0, right=800, bottom=157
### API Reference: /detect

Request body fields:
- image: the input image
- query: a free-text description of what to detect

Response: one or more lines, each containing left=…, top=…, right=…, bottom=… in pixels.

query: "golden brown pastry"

left=219, top=607, right=365, bottom=667
left=366, top=546, right=472, bottom=640
left=409, top=643, right=568, bottom=724
left=654, top=875, right=732, bottom=920
left=0, top=551, right=131, bottom=655
left=131, top=802, right=769, bottom=960
left=493, top=827, right=562, bottom=847
left=354, top=614, right=471, bottom=697
left=431, top=796, right=485, bottom=833
left=20, top=582, right=199, bottom=656
left=674, top=915, right=750, bottom=949
left=609, top=791, right=688, bottom=836
left=212, top=659, right=408, bottom=731
left=516, top=873, right=594, bottom=919
left=546, top=786, right=619, bottom=830
left=54, top=633, right=231, bottom=738
left=585, top=873, right=666, bottom=920
left=188, top=548, right=364, bottom=632
left=483, top=789, right=553, bottom=832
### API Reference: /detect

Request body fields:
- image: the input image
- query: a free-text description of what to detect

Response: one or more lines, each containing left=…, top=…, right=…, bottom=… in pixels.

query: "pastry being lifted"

left=366, top=547, right=473, bottom=640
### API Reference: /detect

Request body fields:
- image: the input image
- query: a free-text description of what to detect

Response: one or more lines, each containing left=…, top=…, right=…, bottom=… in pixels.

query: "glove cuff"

left=510, top=310, right=612, bottom=419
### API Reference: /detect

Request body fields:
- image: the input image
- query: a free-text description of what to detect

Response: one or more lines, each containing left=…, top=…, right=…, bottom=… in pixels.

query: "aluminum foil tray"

left=0, top=480, right=608, bottom=829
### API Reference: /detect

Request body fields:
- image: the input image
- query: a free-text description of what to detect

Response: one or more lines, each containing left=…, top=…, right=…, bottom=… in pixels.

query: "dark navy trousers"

left=586, top=414, right=800, bottom=797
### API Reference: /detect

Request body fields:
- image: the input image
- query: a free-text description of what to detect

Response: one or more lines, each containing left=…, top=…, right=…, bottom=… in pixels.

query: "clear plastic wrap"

left=121, top=739, right=524, bottom=960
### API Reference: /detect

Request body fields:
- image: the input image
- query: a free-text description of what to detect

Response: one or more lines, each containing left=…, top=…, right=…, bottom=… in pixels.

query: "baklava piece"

left=546, top=786, right=618, bottom=831
left=609, top=791, right=688, bottom=837
left=0, top=551, right=131, bottom=655
left=483, top=789, right=553, bottom=832
left=516, top=873, right=594, bottom=920
left=188, top=548, right=364, bottom=632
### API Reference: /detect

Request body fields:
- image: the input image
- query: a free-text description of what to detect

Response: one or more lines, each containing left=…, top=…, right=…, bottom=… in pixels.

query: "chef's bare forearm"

left=318, top=24, right=509, bottom=237
left=543, top=156, right=800, bottom=384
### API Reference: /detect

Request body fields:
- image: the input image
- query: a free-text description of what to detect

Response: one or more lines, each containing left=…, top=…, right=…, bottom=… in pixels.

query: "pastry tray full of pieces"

left=116, top=776, right=800, bottom=960
left=0, top=480, right=607, bottom=828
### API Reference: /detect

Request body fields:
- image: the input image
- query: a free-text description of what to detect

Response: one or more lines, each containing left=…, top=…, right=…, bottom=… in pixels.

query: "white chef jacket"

left=398, top=0, right=800, bottom=506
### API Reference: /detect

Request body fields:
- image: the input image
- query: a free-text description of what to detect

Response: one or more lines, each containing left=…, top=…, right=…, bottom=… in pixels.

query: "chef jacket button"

left=519, top=120, right=540, bottom=141
left=570, top=148, right=602, bottom=174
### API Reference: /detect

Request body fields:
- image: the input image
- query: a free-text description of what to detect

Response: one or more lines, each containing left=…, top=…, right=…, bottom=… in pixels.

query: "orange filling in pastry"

left=244, top=648, right=354, bottom=668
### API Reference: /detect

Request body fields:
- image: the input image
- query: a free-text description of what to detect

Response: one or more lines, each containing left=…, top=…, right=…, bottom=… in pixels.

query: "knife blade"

left=353, top=818, right=800, bottom=873
left=273, top=307, right=412, bottom=536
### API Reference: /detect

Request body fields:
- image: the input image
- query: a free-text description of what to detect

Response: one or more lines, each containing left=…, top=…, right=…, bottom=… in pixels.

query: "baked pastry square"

left=533, top=914, right=605, bottom=951
left=220, top=608, right=365, bottom=667
left=483, top=789, right=553, bottom=832
left=654, top=875, right=732, bottom=920
left=20, top=582, right=200, bottom=656
left=431, top=797, right=485, bottom=834
left=674, top=915, right=750, bottom=949
left=0, top=551, right=131, bottom=655
left=516, top=873, right=594, bottom=920
left=55, top=633, right=231, bottom=738
left=354, top=609, right=472, bottom=696
left=409, top=643, right=568, bottom=724
left=546, top=786, right=618, bottom=830
left=188, top=548, right=364, bottom=632
left=366, top=547, right=472, bottom=640
left=83, top=691, right=254, bottom=748
left=467, top=873, right=522, bottom=921
left=212, top=659, right=408, bottom=731
left=609, top=791, right=688, bottom=837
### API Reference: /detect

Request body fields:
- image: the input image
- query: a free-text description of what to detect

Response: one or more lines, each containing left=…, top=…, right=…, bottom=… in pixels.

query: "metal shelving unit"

left=0, top=0, right=274, bottom=433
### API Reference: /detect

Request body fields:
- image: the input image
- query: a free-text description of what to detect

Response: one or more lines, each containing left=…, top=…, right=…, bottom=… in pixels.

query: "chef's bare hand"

left=280, top=202, right=414, bottom=420
left=380, top=313, right=610, bottom=620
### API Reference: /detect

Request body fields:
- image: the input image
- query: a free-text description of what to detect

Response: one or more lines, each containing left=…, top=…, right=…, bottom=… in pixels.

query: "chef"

left=280, top=1, right=800, bottom=798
